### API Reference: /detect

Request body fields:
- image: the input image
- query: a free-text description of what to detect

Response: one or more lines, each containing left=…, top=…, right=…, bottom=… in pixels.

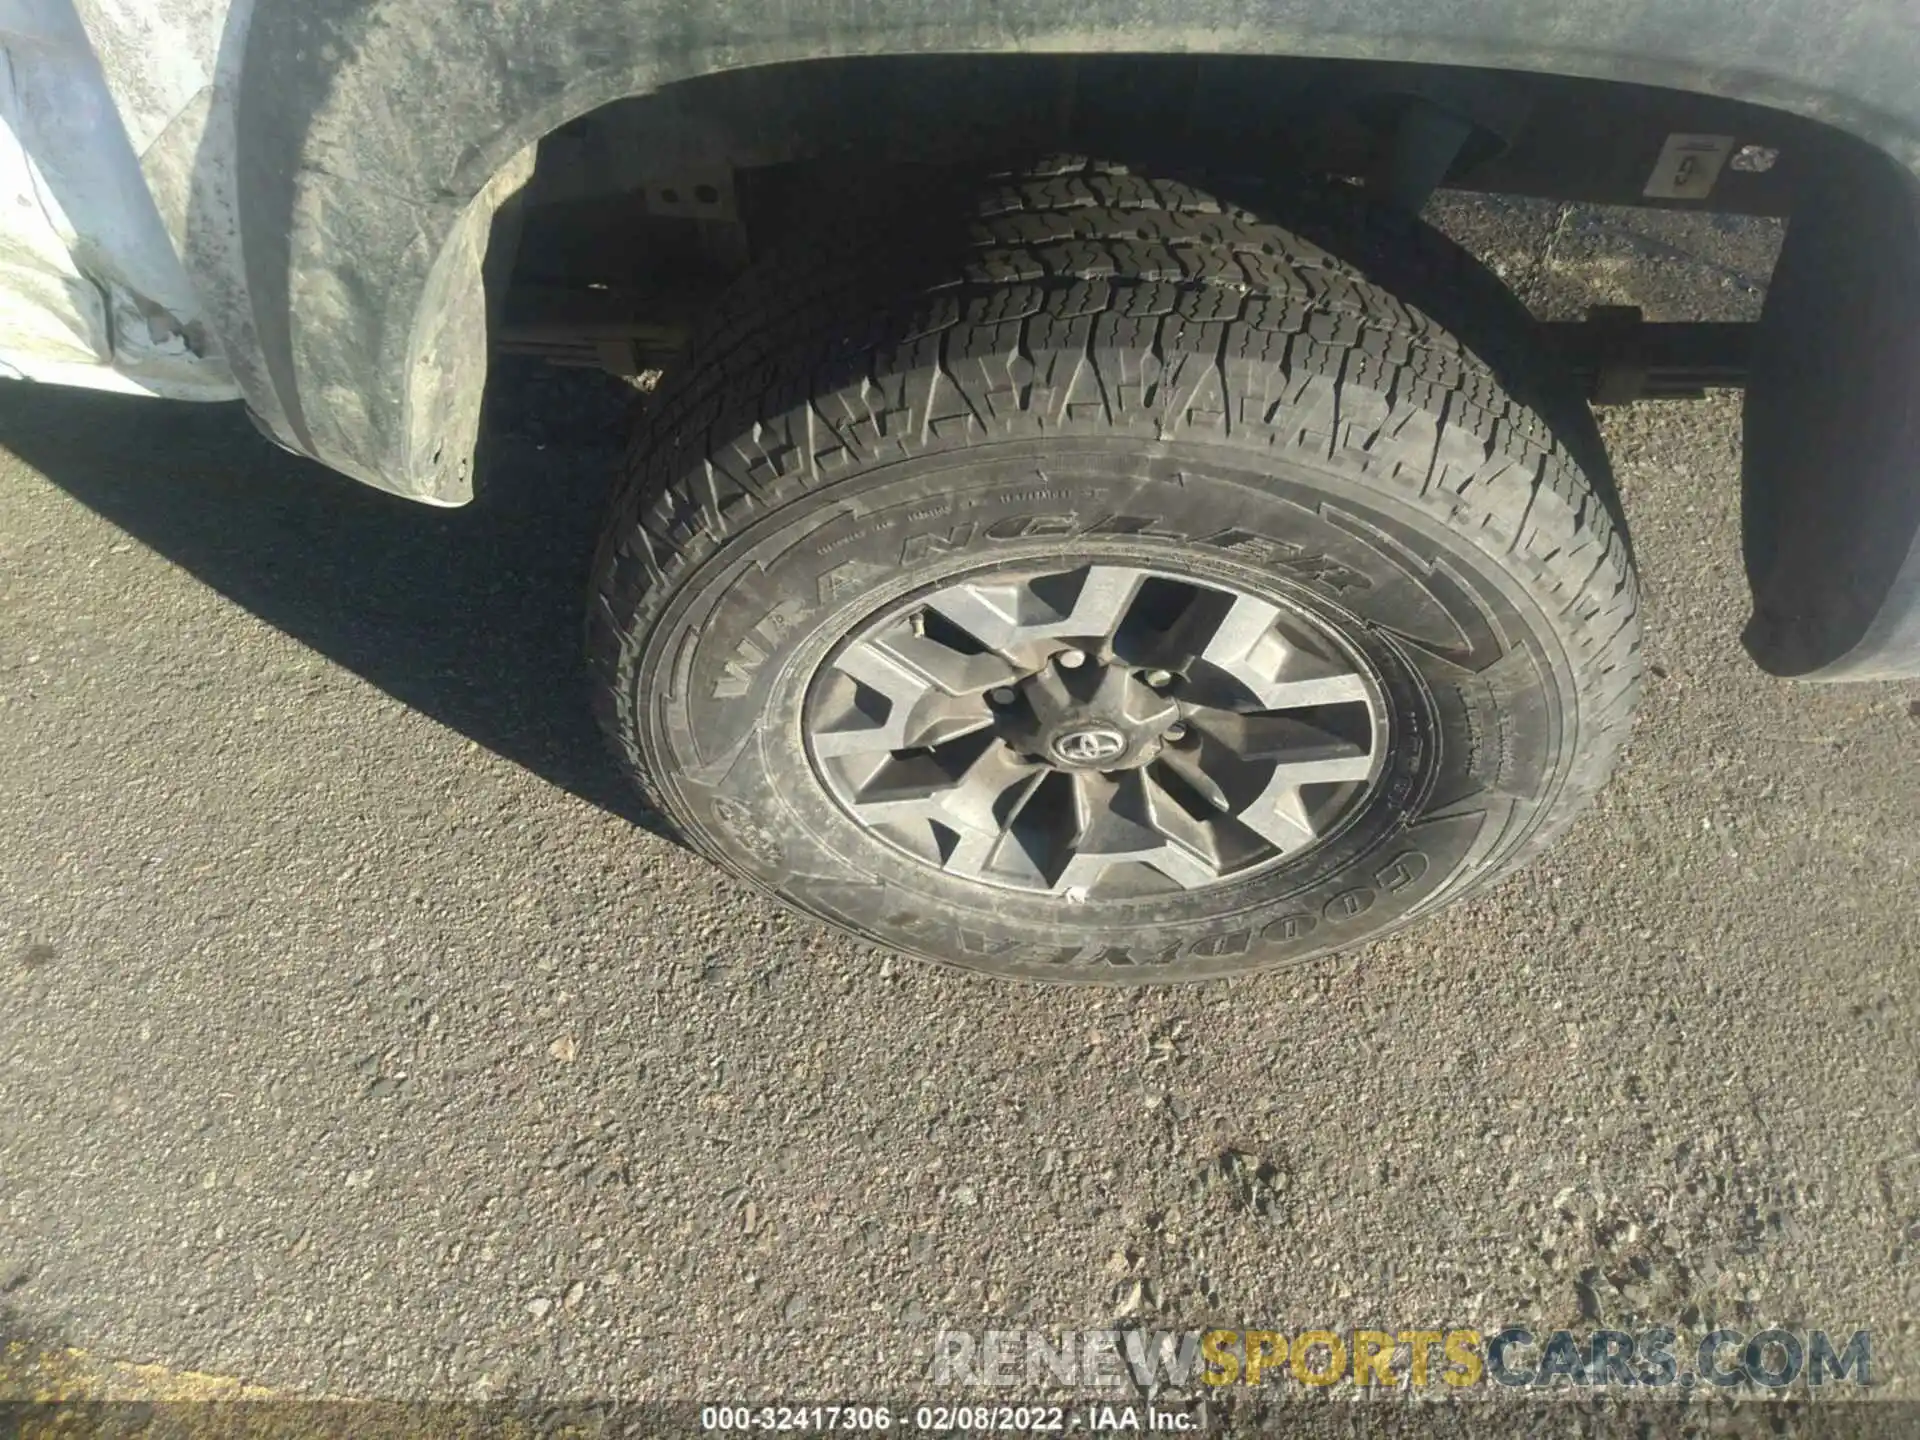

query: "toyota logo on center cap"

left=1050, top=725, right=1128, bottom=766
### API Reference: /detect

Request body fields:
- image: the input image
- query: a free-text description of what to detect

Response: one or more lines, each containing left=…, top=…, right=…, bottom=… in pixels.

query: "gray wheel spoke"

left=1176, top=592, right=1375, bottom=712
left=1188, top=712, right=1370, bottom=765
left=1042, top=566, right=1152, bottom=644
left=923, top=566, right=1151, bottom=666
left=811, top=698, right=993, bottom=759
left=844, top=631, right=1026, bottom=699
left=1153, top=742, right=1234, bottom=812
left=1051, top=773, right=1218, bottom=894
left=1234, top=779, right=1326, bottom=851
left=811, top=630, right=1017, bottom=758
left=808, top=562, right=1386, bottom=896
left=918, top=582, right=1032, bottom=654
left=1265, top=753, right=1376, bottom=785
left=1244, top=670, right=1374, bottom=711
left=840, top=740, right=1039, bottom=837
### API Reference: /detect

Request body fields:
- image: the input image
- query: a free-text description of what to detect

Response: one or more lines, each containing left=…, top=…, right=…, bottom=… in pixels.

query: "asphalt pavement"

left=2, top=195, right=1918, bottom=1413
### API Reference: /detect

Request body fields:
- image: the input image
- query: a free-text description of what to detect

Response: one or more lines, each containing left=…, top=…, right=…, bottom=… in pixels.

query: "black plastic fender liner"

left=1742, top=136, right=1920, bottom=680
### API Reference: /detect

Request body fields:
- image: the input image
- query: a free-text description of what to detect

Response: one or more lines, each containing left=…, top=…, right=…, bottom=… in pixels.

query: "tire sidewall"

left=633, top=436, right=1573, bottom=981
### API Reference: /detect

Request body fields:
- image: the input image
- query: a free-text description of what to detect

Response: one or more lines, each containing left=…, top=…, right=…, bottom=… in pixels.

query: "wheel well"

left=495, top=52, right=1837, bottom=371
left=480, top=52, right=1920, bottom=679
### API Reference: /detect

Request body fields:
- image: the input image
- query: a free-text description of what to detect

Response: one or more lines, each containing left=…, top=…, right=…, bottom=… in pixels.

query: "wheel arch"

left=211, top=0, right=1920, bottom=675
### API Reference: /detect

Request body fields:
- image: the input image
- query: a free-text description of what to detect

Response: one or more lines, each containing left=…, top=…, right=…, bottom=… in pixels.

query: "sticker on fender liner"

left=1643, top=134, right=1735, bottom=200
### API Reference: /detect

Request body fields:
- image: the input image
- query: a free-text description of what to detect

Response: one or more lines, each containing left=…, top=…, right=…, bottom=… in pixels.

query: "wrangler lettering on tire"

left=588, top=159, right=1641, bottom=982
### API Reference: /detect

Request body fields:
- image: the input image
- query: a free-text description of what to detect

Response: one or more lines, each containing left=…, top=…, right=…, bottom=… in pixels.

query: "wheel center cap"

left=1048, top=723, right=1130, bottom=768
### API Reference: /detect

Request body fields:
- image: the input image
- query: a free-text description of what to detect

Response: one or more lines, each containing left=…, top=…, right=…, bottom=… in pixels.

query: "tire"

left=588, top=159, right=1641, bottom=983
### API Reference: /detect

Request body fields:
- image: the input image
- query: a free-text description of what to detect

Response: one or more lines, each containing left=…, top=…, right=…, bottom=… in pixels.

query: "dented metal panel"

left=0, top=0, right=236, bottom=396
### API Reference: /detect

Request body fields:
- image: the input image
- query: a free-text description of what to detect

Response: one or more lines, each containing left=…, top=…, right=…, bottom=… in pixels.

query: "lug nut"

left=1144, top=668, right=1176, bottom=689
left=1164, top=722, right=1188, bottom=742
left=1056, top=650, right=1088, bottom=669
left=988, top=687, right=1018, bottom=706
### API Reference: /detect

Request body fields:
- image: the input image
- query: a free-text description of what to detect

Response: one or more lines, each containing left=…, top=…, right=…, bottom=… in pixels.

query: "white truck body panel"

left=0, top=0, right=236, bottom=397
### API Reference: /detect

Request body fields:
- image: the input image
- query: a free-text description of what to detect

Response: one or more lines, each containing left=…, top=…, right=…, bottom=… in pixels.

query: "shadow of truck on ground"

left=0, top=360, right=661, bottom=833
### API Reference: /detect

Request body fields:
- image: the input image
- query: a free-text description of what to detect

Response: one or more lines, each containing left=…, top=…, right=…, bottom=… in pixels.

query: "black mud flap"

left=1742, top=133, right=1920, bottom=680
